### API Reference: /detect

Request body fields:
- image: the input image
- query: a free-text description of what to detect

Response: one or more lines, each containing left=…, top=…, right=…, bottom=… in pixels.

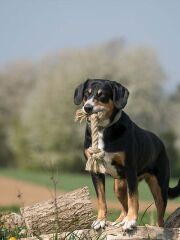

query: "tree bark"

left=20, top=187, right=94, bottom=236
left=21, top=225, right=180, bottom=240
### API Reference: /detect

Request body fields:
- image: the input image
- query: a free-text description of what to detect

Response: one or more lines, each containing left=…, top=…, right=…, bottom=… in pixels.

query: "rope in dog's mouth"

left=75, top=108, right=106, bottom=174
left=74, top=108, right=106, bottom=123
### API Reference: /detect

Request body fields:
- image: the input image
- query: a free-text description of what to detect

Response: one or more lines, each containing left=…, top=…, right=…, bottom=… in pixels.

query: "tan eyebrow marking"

left=88, top=88, right=92, bottom=94
left=98, top=89, right=102, bottom=95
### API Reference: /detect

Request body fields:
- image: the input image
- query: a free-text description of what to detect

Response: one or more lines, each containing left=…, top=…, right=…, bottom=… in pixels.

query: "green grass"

left=0, top=168, right=179, bottom=203
left=0, top=205, right=20, bottom=214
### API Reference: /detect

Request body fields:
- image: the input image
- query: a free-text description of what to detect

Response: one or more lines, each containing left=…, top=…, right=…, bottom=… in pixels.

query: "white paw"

left=122, top=219, right=137, bottom=231
left=91, top=219, right=106, bottom=230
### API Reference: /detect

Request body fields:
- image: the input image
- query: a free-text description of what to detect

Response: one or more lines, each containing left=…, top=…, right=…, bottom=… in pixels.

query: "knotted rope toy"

left=75, top=109, right=106, bottom=174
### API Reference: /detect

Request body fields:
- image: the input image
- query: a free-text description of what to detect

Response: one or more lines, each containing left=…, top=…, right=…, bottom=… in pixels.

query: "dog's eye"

left=97, top=92, right=102, bottom=97
left=97, top=90, right=103, bottom=97
left=84, top=92, right=88, bottom=100
left=88, top=89, right=92, bottom=94
left=85, top=90, right=91, bottom=96
left=84, top=95, right=87, bottom=101
left=84, top=90, right=91, bottom=101
left=96, top=94, right=107, bottom=103
left=99, top=95, right=106, bottom=102
left=96, top=93, right=105, bottom=102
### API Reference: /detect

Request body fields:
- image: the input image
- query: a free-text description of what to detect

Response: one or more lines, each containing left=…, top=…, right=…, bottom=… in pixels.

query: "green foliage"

left=0, top=40, right=179, bottom=176
left=0, top=205, right=20, bottom=214
left=0, top=224, right=27, bottom=240
left=0, top=121, right=14, bottom=167
left=161, top=131, right=180, bottom=178
left=0, top=211, right=26, bottom=239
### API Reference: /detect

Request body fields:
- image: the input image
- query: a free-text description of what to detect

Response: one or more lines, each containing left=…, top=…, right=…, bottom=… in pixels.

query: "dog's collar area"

left=86, top=110, right=122, bottom=129
left=106, top=110, right=122, bottom=128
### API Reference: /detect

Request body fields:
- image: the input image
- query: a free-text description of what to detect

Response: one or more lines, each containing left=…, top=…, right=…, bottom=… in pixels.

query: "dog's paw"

left=121, top=217, right=137, bottom=231
left=91, top=219, right=106, bottom=230
left=112, top=217, right=137, bottom=231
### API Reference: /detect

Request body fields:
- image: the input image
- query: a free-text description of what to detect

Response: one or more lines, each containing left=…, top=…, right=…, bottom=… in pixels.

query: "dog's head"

left=74, top=79, right=129, bottom=119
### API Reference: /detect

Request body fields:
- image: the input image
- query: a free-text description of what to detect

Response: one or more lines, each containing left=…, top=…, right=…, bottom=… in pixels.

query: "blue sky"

left=0, top=0, right=180, bottom=90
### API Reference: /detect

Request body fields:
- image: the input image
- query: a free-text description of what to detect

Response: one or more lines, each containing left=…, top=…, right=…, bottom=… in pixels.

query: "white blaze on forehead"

left=84, top=96, right=95, bottom=106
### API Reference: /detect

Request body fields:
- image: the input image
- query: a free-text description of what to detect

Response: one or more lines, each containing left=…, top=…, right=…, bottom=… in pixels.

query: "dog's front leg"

left=91, top=172, right=107, bottom=230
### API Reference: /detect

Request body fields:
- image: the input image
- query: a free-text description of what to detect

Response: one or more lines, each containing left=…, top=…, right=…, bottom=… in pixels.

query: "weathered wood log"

left=21, top=225, right=180, bottom=240
left=164, top=207, right=180, bottom=228
left=21, top=207, right=180, bottom=239
left=20, top=187, right=94, bottom=236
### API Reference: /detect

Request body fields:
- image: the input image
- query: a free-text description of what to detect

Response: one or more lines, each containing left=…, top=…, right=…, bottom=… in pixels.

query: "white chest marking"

left=98, top=131, right=104, bottom=150
left=98, top=130, right=119, bottom=178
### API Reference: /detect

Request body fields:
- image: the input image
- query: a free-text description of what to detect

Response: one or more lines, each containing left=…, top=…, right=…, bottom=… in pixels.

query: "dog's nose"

left=84, top=104, right=93, bottom=114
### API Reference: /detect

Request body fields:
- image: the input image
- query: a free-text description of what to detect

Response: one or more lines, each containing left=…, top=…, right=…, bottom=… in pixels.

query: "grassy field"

left=0, top=168, right=179, bottom=203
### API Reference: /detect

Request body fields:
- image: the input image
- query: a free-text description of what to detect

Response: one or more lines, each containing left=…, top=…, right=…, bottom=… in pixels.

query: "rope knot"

left=88, top=147, right=105, bottom=159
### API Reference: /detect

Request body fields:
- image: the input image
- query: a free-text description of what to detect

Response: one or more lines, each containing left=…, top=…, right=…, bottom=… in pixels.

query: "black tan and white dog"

left=74, top=78, right=180, bottom=231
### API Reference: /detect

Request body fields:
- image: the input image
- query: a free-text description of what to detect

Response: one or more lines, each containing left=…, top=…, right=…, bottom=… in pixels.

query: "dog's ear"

left=112, top=81, right=129, bottom=109
left=74, top=79, right=89, bottom=105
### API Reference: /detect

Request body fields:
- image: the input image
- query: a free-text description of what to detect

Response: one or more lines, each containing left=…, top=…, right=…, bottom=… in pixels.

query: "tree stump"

left=20, top=187, right=94, bottom=236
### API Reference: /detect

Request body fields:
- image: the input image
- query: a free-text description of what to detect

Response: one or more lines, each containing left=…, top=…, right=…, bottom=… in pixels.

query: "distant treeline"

left=0, top=40, right=179, bottom=177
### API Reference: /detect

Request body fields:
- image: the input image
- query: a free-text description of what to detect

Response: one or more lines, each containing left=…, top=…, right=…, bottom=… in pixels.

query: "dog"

left=74, top=78, right=180, bottom=231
